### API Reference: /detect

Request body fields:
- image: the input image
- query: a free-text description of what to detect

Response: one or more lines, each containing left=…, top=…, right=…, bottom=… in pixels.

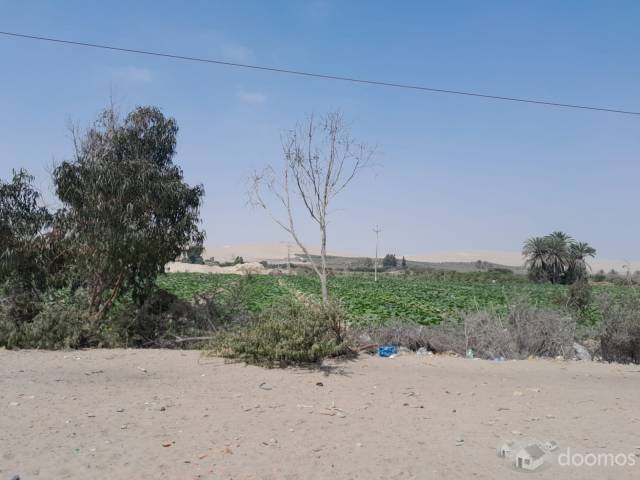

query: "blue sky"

left=2, top=1, right=639, bottom=261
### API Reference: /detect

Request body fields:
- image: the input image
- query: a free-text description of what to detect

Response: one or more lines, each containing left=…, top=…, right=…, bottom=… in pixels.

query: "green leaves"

left=159, top=272, right=578, bottom=325
left=52, top=106, right=205, bottom=319
left=157, top=273, right=289, bottom=312
left=0, top=169, right=56, bottom=293
left=209, top=298, right=347, bottom=367
left=523, top=232, right=596, bottom=284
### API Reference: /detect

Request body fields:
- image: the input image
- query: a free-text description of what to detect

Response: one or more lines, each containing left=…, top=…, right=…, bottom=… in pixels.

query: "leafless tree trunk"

left=249, top=111, right=373, bottom=305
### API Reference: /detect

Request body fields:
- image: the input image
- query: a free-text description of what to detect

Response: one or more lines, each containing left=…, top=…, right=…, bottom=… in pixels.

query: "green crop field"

left=282, top=275, right=565, bottom=323
left=157, top=272, right=627, bottom=324
left=157, top=273, right=290, bottom=312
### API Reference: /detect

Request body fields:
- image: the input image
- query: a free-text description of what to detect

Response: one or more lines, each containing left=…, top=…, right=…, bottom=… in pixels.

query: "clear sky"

left=2, top=1, right=639, bottom=261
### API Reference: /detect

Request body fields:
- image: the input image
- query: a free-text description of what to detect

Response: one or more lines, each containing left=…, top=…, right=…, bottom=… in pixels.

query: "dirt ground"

left=1, top=349, right=638, bottom=480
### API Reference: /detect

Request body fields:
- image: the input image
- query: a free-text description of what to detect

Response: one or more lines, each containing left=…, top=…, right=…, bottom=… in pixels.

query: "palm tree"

left=567, top=241, right=596, bottom=281
left=523, top=232, right=596, bottom=284
left=523, top=237, right=548, bottom=281
left=549, top=231, right=574, bottom=244
left=544, top=235, right=570, bottom=283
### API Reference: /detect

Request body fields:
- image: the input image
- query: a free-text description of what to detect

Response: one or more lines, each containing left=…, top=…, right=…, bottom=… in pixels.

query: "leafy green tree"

left=401, top=256, right=407, bottom=268
left=181, top=244, right=205, bottom=264
left=0, top=170, right=71, bottom=326
left=53, top=106, right=204, bottom=321
left=0, top=169, right=54, bottom=293
left=382, top=253, right=397, bottom=268
left=475, top=259, right=488, bottom=271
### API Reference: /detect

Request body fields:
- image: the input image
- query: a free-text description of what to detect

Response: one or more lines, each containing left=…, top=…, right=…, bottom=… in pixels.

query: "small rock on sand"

left=573, top=342, right=592, bottom=361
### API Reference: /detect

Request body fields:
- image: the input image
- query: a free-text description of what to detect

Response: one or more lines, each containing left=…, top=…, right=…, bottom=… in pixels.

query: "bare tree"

left=249, top=111, right=373, bottom=304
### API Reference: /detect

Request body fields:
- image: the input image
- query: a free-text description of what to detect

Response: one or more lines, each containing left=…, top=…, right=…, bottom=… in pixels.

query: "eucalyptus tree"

left=0, top=170, right=51, bottom=291
left=54, top=106, right=204, bottom=321
left=0, top=170, right=71, bottom=324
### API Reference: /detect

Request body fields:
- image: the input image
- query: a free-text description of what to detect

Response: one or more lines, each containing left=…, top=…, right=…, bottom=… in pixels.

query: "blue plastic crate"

left=378, top=345, right=399, bottom=357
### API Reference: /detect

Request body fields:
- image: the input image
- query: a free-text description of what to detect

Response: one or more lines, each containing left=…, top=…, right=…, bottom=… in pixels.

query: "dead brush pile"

left=354, top=302, right=577, bottom=360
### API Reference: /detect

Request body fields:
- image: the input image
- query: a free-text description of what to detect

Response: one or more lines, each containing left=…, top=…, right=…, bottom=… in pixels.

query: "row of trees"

left=382, top=254, right=407, bottom=268
left=1, top=106, right=204, bottom=325
left=523, top=231, right=596, bottom=284
left=4, top=108, right=370, bottom=332
left=362, top=255, right=407, bottom=270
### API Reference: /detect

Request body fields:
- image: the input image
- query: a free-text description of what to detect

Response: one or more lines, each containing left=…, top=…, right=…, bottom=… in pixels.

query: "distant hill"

left=285, top=253, right=525, bottom=273
left=202, top=243, right=634, bottom=274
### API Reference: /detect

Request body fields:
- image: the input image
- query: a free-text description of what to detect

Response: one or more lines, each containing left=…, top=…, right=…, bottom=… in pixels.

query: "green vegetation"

left=2, top=104, right=638, bottom=366
left=285, top=274, right=550, bottom=324
left=523, top=231, right=596, bottom=284
left=153, top=270, right=640, bottom=364
left=382, top=253, right=398, bottom=268
left=1, top=105, right=205, bottom=348
left=157, top=273, right=289, bottom=312
left=180, top=245, right=205, bottom=264
left=208, top=298, right=349, bottom=367
left=155, top=271, right=624, bottom=325
left=54, top=106, right=204, bottom=319
left=0, top=169, right=56, bottom=293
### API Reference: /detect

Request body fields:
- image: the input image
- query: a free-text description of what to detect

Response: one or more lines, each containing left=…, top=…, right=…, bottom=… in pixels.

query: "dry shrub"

left=0, top=279, right=254, bottom=349
left=566, top=278, right=592, bottom=311
left=322, top=300, right=348, bottom=344
left=207, top=298, right=350, bottom=367
left=0, top=290, right=92, bottom=349
left=598, top=292, right=640, bottom=364
left=508, top=304, right=575, bottom=358
left=107, top=290, right=224, bottom=348
left=423, top=313, right=514, bottom=359
left=424, top=303, right=575, bottom=360
left=353, top=314, right=511, bottom=357
left=355, top=319, right=430, bottom=351
left=463, top=311, right=515, bottom=359
left=420, top=321, right=465, bottom=354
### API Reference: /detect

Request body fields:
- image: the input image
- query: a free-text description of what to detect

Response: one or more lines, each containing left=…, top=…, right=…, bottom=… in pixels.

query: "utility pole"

left=623, top=259, right=632, bottom=285
left=373, top=225, right=382, bottom=282
left=280, top=240, right=292, bottom=275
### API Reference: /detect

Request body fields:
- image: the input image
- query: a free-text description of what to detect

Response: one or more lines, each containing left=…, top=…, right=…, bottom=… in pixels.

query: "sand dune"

left=165, top=261, right=268, bottom=275
left=203, top=243, right=638, bottom=273
left=203, top=243, right=352, bottom=263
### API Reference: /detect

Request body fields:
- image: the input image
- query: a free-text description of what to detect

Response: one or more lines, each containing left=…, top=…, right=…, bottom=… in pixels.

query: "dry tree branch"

left=248, top=110, right=373, bottom=304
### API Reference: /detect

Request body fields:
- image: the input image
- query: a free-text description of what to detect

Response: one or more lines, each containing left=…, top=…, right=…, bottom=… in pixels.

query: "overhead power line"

left=1, top=30, right=638, bottom=116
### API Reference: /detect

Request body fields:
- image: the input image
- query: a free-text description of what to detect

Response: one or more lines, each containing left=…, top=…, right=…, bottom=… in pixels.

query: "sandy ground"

left=165, top=261, right=269, bottom=275
left=1, top=350, right=639, bottom=480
